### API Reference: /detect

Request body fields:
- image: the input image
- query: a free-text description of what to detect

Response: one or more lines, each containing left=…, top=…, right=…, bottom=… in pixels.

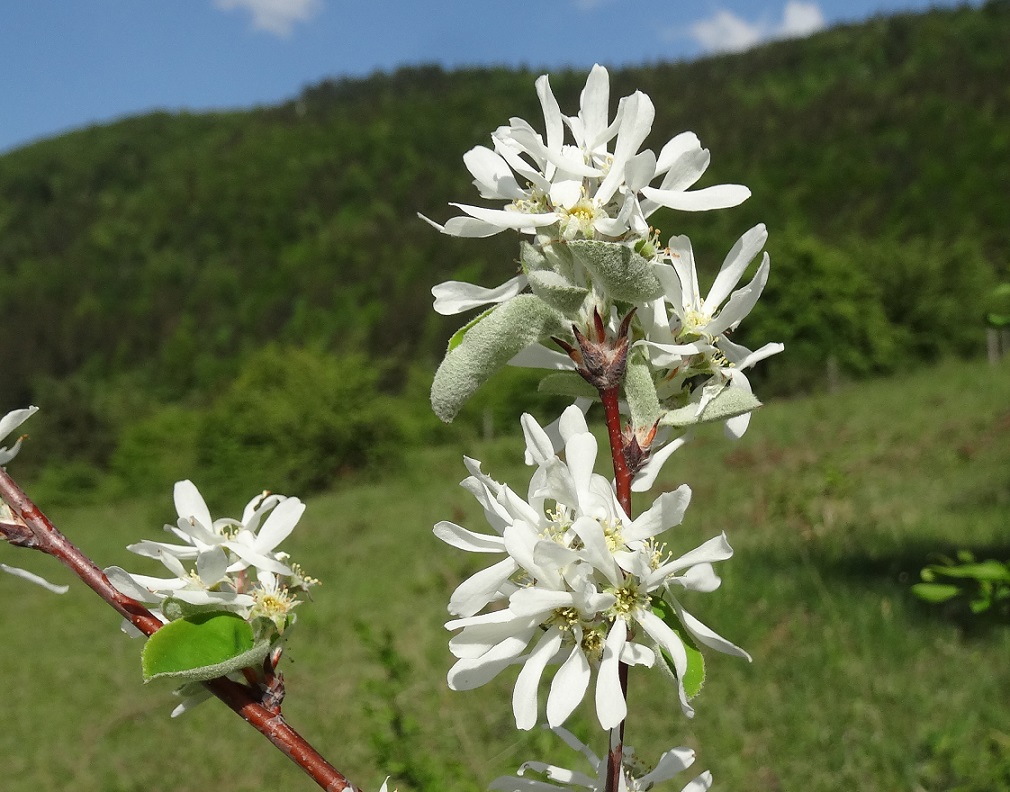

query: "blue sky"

left=1, top=0, right=983, bottom=154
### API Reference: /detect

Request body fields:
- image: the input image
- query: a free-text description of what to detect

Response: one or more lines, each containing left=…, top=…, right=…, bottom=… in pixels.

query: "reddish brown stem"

left=598, top=385, right=632, bottom=792
left=0, top=468, right=354, bottom=792
left=599, top=387, right=632, bottom=516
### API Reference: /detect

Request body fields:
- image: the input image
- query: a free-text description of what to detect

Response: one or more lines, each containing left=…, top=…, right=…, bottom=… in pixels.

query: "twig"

left=0, top=468, right=355, bottom=792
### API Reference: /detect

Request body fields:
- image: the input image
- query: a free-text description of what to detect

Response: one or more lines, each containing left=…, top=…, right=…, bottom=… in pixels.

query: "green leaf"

left=652, top=598, right=705, bottom=699
left=568, top=240, right=663, bottom=303
left=926, top=559, right=1010, bottom=583
left=659, top=385, right=762, bottom=428
left=537, top=372, right=598, bottom=399
left=625, top=348, right=661, bottom=430
left=431, top=295, right=567, bottom=422
left=142, top=612, right=269, bottom=683
left=527, top=269, right=590, bottom=315
left=446, top=307, right=495, bottom=352
left=910, top=582, right=962, bottom=603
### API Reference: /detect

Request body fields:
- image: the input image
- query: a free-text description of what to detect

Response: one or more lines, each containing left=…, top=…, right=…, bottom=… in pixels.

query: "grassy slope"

left=3, top=355, right=1009, bottom=791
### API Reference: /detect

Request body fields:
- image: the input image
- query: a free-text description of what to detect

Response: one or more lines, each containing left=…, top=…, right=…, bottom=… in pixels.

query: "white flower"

left=488, top=726, right=713, bottom=792
left=107, top=481, right=316, bottom=630
left=0, top=406, right=38, bottom=465
left=637, top=223, right=783, bottom=441
left=423, top=65, right=750, bottom=317
left=437, top=407, right=747, bottom=731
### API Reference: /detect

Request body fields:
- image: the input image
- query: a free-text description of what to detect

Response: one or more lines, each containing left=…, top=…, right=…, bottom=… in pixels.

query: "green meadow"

left=3, top=355, right=1008, bottom=792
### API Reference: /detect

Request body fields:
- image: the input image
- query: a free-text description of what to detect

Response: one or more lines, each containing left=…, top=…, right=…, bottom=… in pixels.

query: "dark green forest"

left=1, top=1, right=1007, bottom=496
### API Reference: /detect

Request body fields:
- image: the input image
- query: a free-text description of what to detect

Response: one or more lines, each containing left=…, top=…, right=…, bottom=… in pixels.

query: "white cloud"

left=214, top=0, right=322, bottom=38
left=780, top=0, right=826, bottom=37
left=689, top=9, right=765, bottom=53
left=686, top=1, right=826, bottom=54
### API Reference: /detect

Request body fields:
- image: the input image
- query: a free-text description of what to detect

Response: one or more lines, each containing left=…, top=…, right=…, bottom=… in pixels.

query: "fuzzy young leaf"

left=652, top=597, right=705, bottom=699
left=660, top=385, right=762, bottom=428
left=527, top=269, right=590, bottom=315
left=432, top=295, right=566, bottom=422
left=568, top=240, right=663, bottom=303
left=142, top=612, right=269, bottom=683
left=625, top=348, right=662, bottom=430
left=447, top=307, right=495, bottom=352
left=537, top=372, right=599, bottom=399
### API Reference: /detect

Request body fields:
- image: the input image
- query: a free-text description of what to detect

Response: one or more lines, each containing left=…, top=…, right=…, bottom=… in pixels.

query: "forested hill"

left=0, top=1, right=1007, bottom=417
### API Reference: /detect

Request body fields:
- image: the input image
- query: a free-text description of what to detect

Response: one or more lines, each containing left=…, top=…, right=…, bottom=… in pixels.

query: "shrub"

left=195, top=344, right=403, bottom=501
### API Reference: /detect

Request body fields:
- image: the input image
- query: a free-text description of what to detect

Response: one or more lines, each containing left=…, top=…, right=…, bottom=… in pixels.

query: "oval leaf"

left=568, top=240, right=663, bottom=303
left=142, top=612, right=260, bottom=682
left=432, top=295, right=566, bottom=422
left=660, top=385, right=762, bottom=429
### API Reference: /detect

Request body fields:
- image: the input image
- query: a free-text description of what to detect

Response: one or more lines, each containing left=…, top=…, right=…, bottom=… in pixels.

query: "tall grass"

left=2, top=356, right=1008, bottom=791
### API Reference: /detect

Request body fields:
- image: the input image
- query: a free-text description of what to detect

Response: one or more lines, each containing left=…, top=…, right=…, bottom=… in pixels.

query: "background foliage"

left=0, top=2, right=1007, bottom=487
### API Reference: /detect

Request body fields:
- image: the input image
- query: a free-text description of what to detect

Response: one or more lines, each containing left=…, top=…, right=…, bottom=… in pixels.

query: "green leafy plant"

left=913, top=551, right=1010, bottom=620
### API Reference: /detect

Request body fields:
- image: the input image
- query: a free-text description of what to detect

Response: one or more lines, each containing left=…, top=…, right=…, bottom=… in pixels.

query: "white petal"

left=510, top=586, right=573, bottom=618
left=447, top=629, right=535, bottom=690
left=448, top=556, right=517, bottom=617
left=418, top=211, right=502, bottom=238
left=631, top=434, right=690, bottom=493
left=595, top=619, right=628, bottom=729
left=196, top=546, right=228, bottom=585
left=641, top=183, right=751, bottom=212
left=104, top=566, right=164, bottom=602
left=579, top=64, right=611, bottom=149
left=565, top=433, right=598, bottom=509
left=174, top=480, right=213, bottom=536
left=706, top=254, right=770, bottom=338
left=0, top=405, right=38, bottom=449
left=625, top=150, right=657, bottom=193
left=596, top=91, right=654, bottom=206
left=639, top=747, right=696, bottom=786
left=558, top=404, right=591, bottom=443
left=432, top=274, right=528, bottom=316
left=509, top=344, right=576, bottom=370
left=1, top=563, right=68, bottom=594
left=681, top=771, right=714, bottom=792
left=513, top=627, right=564, bottom=729
left=570, top=516, right=621, bottom=587
left=654, top=132, right=701, bottom=176
left=547, top=639, right=591, bottom=726
left=452, top=203, right=559, bottom=231
left=255, top=497, right=304, bottom=552
left=464, top=146, right=525, bottom=200
left=521, top=413, right=556, bottom=466
left=434, top=521, right=505, bottom=553
left=705, top=224, right=768, bottom=311
left=449, top=610, right=537, bottom=658
left=674, top=599, right=751, bottom=661
left=626, top=484, right=692, bottom=541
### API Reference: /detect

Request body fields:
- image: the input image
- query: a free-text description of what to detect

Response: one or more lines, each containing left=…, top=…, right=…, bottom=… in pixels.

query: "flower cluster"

left=436, top=406, right=748, bottom=731
left=489, top=727, right=712, bottom=792
left=106, top=479, right=318, bottom=635
left=426, top=65, right=781, bottom=482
